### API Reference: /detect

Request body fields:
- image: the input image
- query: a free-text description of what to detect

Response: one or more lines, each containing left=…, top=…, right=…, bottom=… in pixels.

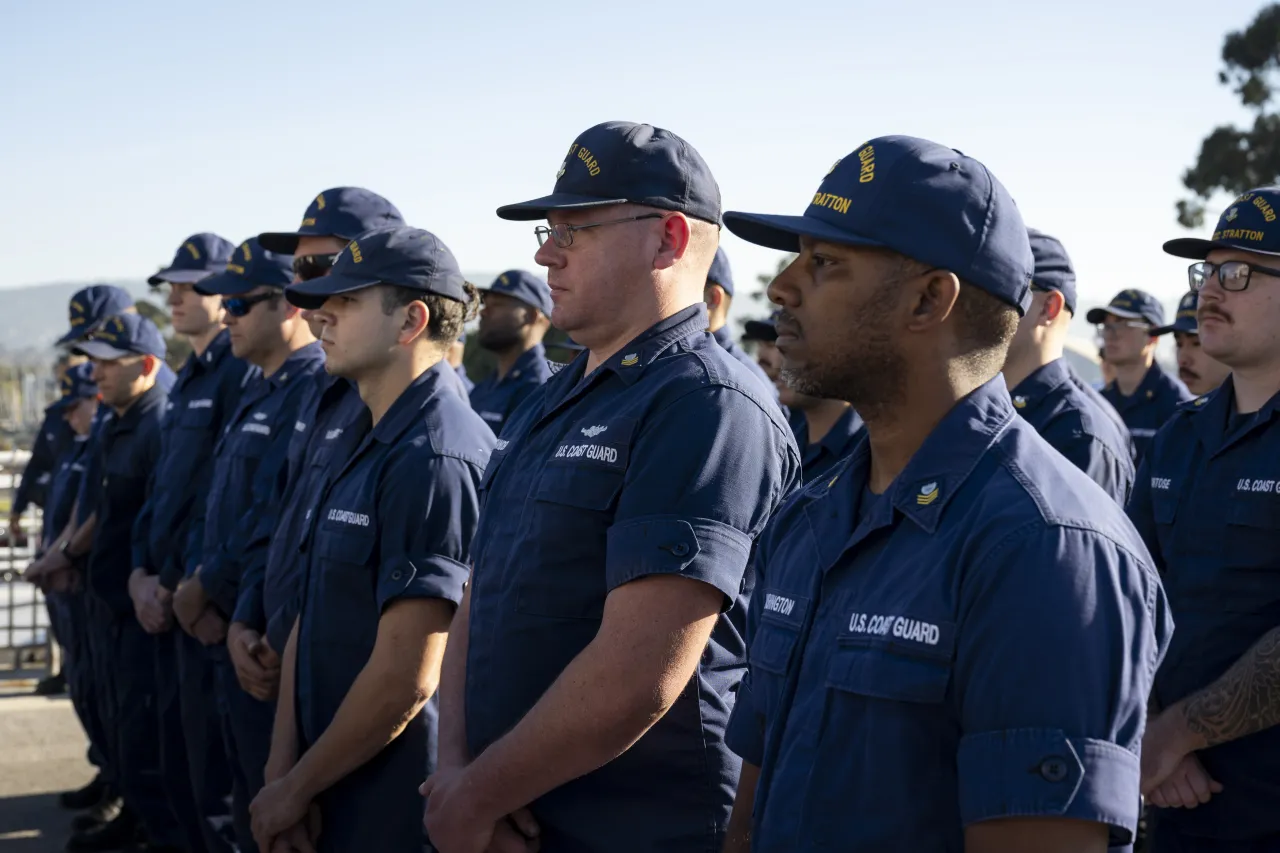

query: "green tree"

left=1178, top=4, right=1280, bottom=227
left=135, top=298, right=193, bottom=369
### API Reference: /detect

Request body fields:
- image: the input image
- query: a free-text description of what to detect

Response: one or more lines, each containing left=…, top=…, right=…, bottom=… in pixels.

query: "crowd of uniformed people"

left=9, top=121, right=1280, bottom=853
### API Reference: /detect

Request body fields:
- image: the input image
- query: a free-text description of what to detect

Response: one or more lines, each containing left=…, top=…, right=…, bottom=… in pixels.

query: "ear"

left=141, top=354, right=159, bottom=377
left=703, top=284, right=725, bottom=311
left=400, top=299, right=431, bottom=345
left=1040, top=290, right=1065, bottom=325
left=903, top=269, right=961, bottom=333
left=653, top=213, right=692, bottom=271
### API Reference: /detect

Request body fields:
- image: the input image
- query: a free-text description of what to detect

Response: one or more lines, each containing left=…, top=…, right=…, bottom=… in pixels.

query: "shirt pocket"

left=746, top=595, right=809, bottom=717
left=310, top=523, right=380, bottom=641
left=1223, top=496, right=1280, bottom=605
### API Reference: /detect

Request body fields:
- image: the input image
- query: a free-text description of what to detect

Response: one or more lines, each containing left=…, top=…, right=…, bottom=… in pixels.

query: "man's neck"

left=864, top=370, right=989, bottom=494
left=804, top=399, right=853, bottom=445
left=1002, top=343, right=1061, bottom=392
left=495, top=339, right=537, bottom=380
left=583, top=296, right=692, bottom=375
left=112, top=382, right=155, bottom=417
left=187, top=323, right=224, bottom=358
left=257, top=328, right=316, bottom=379
left=1113, top=355, right=1154, bottom=397
left=1229, top=364, right=1280, bottom=414
left=357, top=350, right=441, bottom=426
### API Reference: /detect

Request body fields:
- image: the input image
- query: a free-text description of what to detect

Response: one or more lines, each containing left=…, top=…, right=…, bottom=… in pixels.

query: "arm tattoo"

left=1183, top=626, right=1280, bottom=748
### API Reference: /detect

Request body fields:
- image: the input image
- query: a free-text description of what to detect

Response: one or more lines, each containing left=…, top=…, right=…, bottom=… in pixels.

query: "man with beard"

left=468, top=269, right=553, bottom=434
left=135, top=232, right=254, bottom=853
left=1002, top=229, right=1135, bottom=503
left=720, top=135, right=1170, bottom=853
left=1128, top=188, right=1280, bottom=851
left=748, top=312, right=861, bottom=484
left=1154, top=290, right=1231, bottom=398
left=424, top=120, right=799, bottom=853
left=1087, top=290, right=1193, bottom=465
left=705, top=247, right=777, bottom=397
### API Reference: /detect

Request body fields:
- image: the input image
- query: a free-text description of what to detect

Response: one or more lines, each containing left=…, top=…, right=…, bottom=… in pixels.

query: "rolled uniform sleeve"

left=375, top=452, right=476, bottom=612
left=605, top=386, right=797, bottom=604
left=953, top=522, right=1170, bottom=838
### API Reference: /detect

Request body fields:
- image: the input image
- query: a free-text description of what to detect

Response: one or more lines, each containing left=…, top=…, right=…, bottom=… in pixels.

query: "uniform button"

left=671, top=543, right=690, bottom=557
left=1039, top=757, right=1069, bottom=783
left=391, top=570, right=402, bottom=580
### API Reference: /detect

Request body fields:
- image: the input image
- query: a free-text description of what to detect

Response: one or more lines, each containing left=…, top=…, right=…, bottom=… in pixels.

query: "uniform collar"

left=370, top=360, right=452, bottom=446
left=1191, top=375, right=1280, bottom=454
left=505, top=342, right=547, bottom=383
left=1010, top=358, right=1072, bottom=413
left=800, top=405, right=864, bottom=459
left=546, top=303, right=710, bottom=411
left=1107, top=362, right=1178, bottom=409
left=821, top=376, right=1014, bottom=536
left=712, top=324, right=737, bottom=353
left=265, top=341, right=325, bottom=389
left=111, top=383, right=167, bottom=434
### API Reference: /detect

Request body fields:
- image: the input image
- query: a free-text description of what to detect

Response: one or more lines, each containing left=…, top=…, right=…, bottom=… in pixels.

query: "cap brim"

left=742, top=321, right=778, bottom=342
left=724, top=211, right=888, bottom=254
left=71, top=340, right=132, bottom=360
left=1084, top=306, right=1150, bottom=324
left=258, top=232, right=306, bottom=254
left=285, top=271, right=382, bottom=310
left=1163, top=236, right=1280, bottom=260
left=55, top=327, right=90, bottom=346
left=194, top=271, right=256, bottom=297
left=496, top=193, right=629, bottom=222
left=148, top=268, right=214, bottom=286
left=1154, top=320, right=1198, bottom=336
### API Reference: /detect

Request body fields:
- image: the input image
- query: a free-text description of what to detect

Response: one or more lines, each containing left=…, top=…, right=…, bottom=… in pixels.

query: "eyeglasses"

left=221, top=290, right=281, bottom=318
left=1095, top=320, right=1151, bottom=337
left=1188, top=260, right=1280, bottom=293
left=534, top=213, right=664, bottom=248
left=293, top=253, right=340, bottom=281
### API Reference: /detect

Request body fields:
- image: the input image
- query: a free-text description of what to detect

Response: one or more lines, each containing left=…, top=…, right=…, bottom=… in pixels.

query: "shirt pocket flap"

left=535, top=465, right=625, bottom=511
left=749, top=621, right=802, bottom=676
left=314, top=523, right=377, bottom=565
left=826, top=646, right=951, bottom=705
left=1229, top=494, right=1280, bottom=530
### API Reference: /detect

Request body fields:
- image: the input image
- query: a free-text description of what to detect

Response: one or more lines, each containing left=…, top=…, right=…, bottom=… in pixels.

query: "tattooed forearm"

left=1182, top=626, right=1280, bottom=748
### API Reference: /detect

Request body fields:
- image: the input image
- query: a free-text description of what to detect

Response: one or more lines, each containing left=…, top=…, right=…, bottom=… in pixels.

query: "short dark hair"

left=380, top=282, right=479, bottom=344
left=952, top=281, right=1019, bottom=375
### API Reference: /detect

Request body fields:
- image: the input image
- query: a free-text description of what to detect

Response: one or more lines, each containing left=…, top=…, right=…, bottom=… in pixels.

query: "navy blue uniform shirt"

left=294, top=361, right=494, bottom=853
left=454, top=363, right=474, bottom=394
left=713, top=324, right=778, bottom=400
left=42, top=434, right=91, bottom=547
left=194, top=343, right=325, bottom=619
left=133, top=331, right=257, bottom=590
left=727, top=377, right=1171, bottom=851
left=250, top=374, right=367, bottom=652
left=1128, top=379, right=1280, bottom=840
left=85, top=385, right=168, bottom=617
left=467, top=304, right=800, bottom=853
left=468, top=342, right=552, bottom=435
left=14, top=404, right=74, bottom=515
left=789, top=405, right=865, bottom=485
left=1102, top=363, right=1193, bottom=466
left=1012, top=358, right=1136, bottom=504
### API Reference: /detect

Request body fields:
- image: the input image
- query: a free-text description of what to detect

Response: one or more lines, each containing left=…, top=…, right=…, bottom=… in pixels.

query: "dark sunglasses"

left=221, top=290, right=281, bottom=318
left=292, top=253, right=340, bottom=281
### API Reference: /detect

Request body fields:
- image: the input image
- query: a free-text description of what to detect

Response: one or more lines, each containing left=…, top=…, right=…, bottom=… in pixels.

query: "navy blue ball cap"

left=496, top=121, right=722, bottom=225
left=707, top=246, right=734, bottom=297
left=57, top=285, right=135, bottom=346
left=148, top=233, right=236, bottom=286
left=194, top=237, right=294, bottom=296
left=51, top=363, right=98, bottom=411
left=1164, top=188, right=1280, bottom=259
left=1027, top=228, right=1077, bottom=314
left=479, top=270, right=552, bottom=316
left=1085, top=289, right=1165, bottom=328
left=743, top=310, right=780, bottom=343
left=1154, top=290, right=1199, bottom=336
left=286, top=225, right=468, bottom=310
left=259, top=187, right=406, bottom=255
left=71, top=314, right=167, bottom=361
left=724, top=135, right=1034, bottom=314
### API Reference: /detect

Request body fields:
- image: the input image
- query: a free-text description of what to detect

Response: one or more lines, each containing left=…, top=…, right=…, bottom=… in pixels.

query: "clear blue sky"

left=0, top=0, right=1267, bottom=332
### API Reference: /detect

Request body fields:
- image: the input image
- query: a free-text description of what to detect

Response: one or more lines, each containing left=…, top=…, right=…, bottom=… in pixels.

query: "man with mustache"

left=1130, top=187, right=1280, bottom=851
left=721, top=135, right=1170, bottom=853
left=1154, top=290, right=1231, bottom=397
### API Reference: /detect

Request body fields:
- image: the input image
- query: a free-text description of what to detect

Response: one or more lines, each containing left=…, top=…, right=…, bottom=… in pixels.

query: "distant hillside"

left=0, top=274, right=504, bottom=359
